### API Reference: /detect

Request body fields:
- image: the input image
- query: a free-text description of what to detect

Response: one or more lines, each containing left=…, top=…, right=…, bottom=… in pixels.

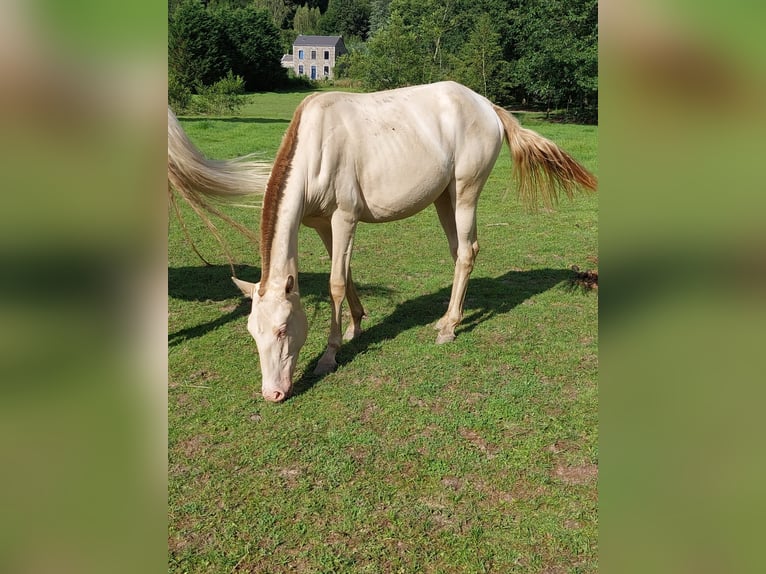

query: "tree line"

left=169, top=0, right=597, bottom=122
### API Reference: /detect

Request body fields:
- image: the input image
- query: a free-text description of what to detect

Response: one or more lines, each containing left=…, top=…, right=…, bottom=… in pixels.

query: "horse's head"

left=233, top=276, right=308, bottom=402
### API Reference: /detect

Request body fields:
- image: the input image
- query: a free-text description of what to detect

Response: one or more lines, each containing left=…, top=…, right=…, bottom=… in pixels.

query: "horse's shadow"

left=291, top=267, right=576, bottom=397
left=169, top=264, right=579, bottom=397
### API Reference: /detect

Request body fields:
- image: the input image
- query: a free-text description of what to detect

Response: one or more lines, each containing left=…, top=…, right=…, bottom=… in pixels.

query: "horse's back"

left=298, top=83, right=504, bottom=222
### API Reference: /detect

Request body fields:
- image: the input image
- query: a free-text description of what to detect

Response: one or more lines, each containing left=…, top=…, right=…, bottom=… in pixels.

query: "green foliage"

left=169, top=0, right=286, bottom=93
left=346, top=11, right=423, bottom=90
left=168, top=0, right=229, bottom=91
left=509, top=0, right=598, bottom=121
left=294, top=4, right=322, bottom=35
left=320, top=0, right=372, bottom=40
left=167, top=0, right=598, bottom=120
left=251, top=0, right=292, bottom=29
left=340, top=0, right=597, bottom=121
left=453, top=13, right=503, bottom=99
left=168, top=71, right=192, bottom=111
left=369, top=0, right=392, bottom=34
left=218, top=4, right=286, bottom=91
left=190, top=70, right=247, bottom=116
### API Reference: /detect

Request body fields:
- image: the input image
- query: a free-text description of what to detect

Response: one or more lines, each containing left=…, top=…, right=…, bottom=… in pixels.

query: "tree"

left=454, top=13, right=502, bottom=99
left=369, top=0, right=391, bottom=35
left=293, top=4, right=322, bottom=35
left=414, top=0, right=461, bottom=82
left=509, top=0, right=597, bottom=121
left=169, top=0, right=229, bottom=90
left=251, top=0, right=292, bottom=29
left=217, top=5, right=286, bottom=91
left=382, top=0, right=508, bottom=84
left=320, top=0, right=372, bottom=40
left=347, top=11, right=422, bottom=90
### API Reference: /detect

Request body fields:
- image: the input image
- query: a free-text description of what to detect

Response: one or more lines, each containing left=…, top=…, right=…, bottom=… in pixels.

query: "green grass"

left=169, top=91, right=598, bottom=573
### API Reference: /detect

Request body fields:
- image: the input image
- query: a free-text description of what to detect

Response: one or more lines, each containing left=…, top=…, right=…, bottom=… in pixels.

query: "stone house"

left=281, top=35, right=347, bottom=80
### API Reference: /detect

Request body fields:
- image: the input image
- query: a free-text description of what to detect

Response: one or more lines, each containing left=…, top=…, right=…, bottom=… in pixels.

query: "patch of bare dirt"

left=552, top=463, right=598, bottom=485
left=459, top=428, right=499, bottom=458
left=278, top=466, right=303, bottom=488
left=178, top=434, right=206, bottom=457
left=545, top=440, right=578, bottom=454
left=441, top=476, right=463, bottom=491
left=346, top=445, right=369, bottom=464
left=408, top=396, right=428, bottom=408
left=508, top=480, right=548, bottom=503
left=168, top=528, right=215, bottom=555
left=564, top=518, right=583, bottom=529
left=359, top=401, right=380, bottom=423
left=173, top=392, right=191, bottom=406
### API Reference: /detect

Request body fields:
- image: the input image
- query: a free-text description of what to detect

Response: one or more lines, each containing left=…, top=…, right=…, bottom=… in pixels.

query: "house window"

left=298, top=65, right=304, bottom=75
left=310, top=66, right=317, bottom=79
left=298, top=50, right=304, bottom=60
left=311, top=50, right=316, bottom=60
left=323, top=66, right=329, bottom=77
left=324, top=50, right=330, bottom=60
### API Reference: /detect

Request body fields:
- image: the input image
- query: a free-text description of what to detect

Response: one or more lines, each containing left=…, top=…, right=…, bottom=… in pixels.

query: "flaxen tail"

left=492, top=105, right=597, bottom=210
left=167, top=107, right=272, bottom=263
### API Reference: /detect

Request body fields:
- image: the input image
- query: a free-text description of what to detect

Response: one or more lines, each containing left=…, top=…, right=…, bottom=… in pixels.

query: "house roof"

left=293, top=35, right=345, bottom=48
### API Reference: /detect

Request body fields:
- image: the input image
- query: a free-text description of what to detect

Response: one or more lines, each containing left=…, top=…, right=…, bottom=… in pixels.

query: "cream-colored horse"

left=169, top=81, right=596, bottom=402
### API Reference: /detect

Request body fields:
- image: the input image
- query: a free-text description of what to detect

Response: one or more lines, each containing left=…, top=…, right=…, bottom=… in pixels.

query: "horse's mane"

left=259, top=95, right=314, bottom=296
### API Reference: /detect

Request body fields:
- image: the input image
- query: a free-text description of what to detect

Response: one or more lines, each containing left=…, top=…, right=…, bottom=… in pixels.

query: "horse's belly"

left=356, top=162, right=451, bottom=223
left=358, top=182, right=446, bottom=223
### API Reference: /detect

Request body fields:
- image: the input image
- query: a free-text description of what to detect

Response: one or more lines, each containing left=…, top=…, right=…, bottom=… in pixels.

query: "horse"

left=168, top=81, right=597, bottom=402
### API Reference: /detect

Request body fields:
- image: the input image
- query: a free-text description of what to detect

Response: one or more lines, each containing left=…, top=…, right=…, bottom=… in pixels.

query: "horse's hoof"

left=313, top=361, right=337, bottom=376
left=435, top=332, right=455, bottom=344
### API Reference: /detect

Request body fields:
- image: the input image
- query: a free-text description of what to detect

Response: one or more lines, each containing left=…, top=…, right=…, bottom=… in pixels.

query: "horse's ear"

left=285, top=275, right=295, bottom=295
left=232, top=277, right=258, bottom=299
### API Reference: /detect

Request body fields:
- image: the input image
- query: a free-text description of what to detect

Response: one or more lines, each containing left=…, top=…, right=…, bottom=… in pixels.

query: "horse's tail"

left=492, top=105, right=597, bottom=210
left=168, top=107, right=271, bottom=199
left=168, top=107, right=272, bottom=263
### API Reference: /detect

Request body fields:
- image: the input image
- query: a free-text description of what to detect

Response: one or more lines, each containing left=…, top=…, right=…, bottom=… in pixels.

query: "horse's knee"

left=329, top=280, right=346, bottom=302
left=456, top=250, right=475, bottom=273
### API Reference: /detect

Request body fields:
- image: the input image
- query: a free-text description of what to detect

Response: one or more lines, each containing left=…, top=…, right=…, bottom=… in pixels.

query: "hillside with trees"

left=169, top=0, right=597, bottom=122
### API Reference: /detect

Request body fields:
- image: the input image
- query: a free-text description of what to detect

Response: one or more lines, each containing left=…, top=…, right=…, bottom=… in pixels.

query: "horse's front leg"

left=311, top=222, right=366, bottom=343
left=314, top=211, right=358, bottom=375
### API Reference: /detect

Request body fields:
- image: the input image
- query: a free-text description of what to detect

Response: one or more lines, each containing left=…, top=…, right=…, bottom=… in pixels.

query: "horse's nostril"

left=270, top=390, right=285, bottom=402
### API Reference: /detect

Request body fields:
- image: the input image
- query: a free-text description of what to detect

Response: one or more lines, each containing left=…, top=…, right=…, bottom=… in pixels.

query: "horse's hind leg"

left=434, top=189, right=458, bottom=263
left=433, top=189, right=459, bottom=333
left=311, top=221, right=366, bottom=342
left=435, top=193, right=480, bottom=344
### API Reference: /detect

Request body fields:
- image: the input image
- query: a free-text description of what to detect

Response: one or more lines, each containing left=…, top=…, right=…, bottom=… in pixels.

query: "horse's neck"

left=264, top=184, right=304, bottom=291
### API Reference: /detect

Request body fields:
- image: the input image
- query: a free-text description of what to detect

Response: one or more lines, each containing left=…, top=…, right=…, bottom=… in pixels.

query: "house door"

left=310, top=66, right=317, bottom=80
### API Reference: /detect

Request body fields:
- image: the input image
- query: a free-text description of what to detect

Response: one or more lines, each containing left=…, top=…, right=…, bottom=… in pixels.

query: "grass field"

left=169, top=90, right=598, bottom=573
